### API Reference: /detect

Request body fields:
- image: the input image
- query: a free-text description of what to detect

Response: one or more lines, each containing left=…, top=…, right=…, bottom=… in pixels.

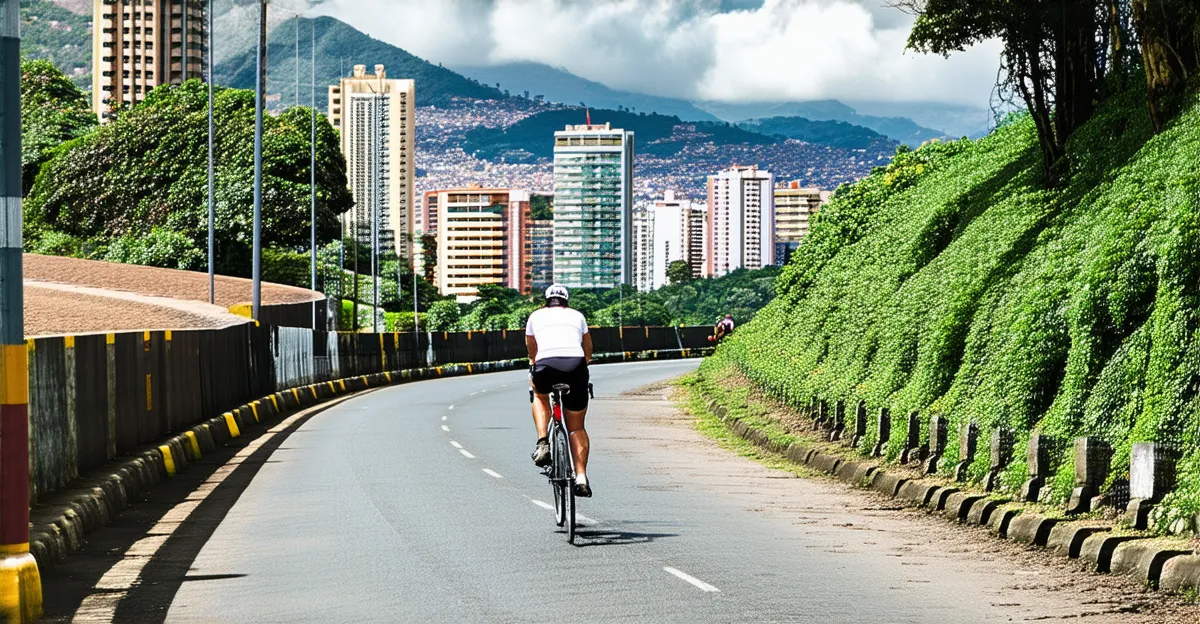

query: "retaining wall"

left=26, top=323, right=711, bottom=504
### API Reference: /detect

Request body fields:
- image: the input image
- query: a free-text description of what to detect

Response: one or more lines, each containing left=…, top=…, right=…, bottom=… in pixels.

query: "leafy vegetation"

left=462, top=107, right=775, bottom=163
left=20, top=59, right=95, bottom=193
left=24, top=80, right=351, bottom=275
left=737, top=116, right=896, bottom=150
left=715, top=82, right=1200, bottom=532
left=441, top=267, right=779, bottom=331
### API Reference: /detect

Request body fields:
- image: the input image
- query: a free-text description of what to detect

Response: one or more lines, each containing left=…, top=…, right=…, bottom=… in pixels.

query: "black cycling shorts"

left=531, top=357, right=590, bottom=412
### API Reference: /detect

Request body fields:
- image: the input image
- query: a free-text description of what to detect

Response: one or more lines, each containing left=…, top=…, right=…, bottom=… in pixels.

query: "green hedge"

left=720, top=86, right=1200, bottom=533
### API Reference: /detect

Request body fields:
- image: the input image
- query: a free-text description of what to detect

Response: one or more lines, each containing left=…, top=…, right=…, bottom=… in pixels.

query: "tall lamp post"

left=251, top=0, right=266, bottom=320
left=0, top=2, right=42, bottom=621
left=206, top=0, right=215, bottom=304
left=310, top=21, right=317, bottom=329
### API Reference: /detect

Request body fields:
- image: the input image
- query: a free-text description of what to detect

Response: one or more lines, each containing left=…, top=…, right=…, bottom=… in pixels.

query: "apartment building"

left=552, top=121, right=634, bottom=289
left=773, top=182, right=831, bottom=264
left=706, top=165, right=775, bottom=277
left=328, top=64, right=415, bottom=259
left=632, top=191, right=706, bottom=291
left=92, top=0, right=206, bottom=121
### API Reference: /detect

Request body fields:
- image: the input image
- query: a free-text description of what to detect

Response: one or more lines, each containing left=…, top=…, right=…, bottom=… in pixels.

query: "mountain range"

left=21, top=3, right=971, bottom=148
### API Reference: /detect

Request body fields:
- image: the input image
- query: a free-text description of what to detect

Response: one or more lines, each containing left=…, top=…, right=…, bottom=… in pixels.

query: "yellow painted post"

left=158, top=445, right=176, bottom=477
left=184, top=431, right=202, bottom=460
left=224, top=413, right=241, bottom=438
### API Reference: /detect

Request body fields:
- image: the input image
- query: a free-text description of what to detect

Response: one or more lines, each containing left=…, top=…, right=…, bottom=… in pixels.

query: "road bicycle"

left=531, top=381, right=593, bottom=544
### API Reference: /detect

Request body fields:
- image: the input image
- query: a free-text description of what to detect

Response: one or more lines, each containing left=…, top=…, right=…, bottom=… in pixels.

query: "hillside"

left=214, top=16, right=506, bottom=108
left=462, top=107, right=775, bottom=163
left=453, top=61, right=720, bottom=122
left=711, top=86, right=1200, bottom=531
left=19, top=0, right=91, bottom=90
left=737, top=116, right=896, bottom=151
left=698, top=99, right=947, bottom=147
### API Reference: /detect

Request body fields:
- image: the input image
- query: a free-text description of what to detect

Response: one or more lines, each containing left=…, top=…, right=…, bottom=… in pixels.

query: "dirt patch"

left=660, top=377, right=1200, bottom=623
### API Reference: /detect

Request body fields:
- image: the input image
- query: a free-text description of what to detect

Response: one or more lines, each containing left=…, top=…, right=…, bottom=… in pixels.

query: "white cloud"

left=294, top=0, right=1001, bottom=107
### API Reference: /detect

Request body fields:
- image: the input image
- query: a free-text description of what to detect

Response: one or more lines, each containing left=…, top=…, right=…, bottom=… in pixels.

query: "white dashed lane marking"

left=482, top=469, right=503, bottom=479
left=664, top=567, right=721, bottom=593
left=531, top=499, right=554, bottom=511
left=450, top=441, right=462, bottom=449
left=459, top=449, right=476, bottom=459
left=441, top=425, right=449, bottom=432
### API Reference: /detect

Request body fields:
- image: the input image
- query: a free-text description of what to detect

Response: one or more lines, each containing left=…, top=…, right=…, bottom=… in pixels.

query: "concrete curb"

left=695, top=387, right=1200, bottom=594
left=31, top=349, right=704, bottom=571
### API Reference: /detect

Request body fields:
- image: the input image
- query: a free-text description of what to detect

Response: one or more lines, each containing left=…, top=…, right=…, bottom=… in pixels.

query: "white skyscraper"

left=706, top=166, right=775, bottom=277
left=328, top=64, right=416, bottom=259
left=552, top=121, right=635, bottom=289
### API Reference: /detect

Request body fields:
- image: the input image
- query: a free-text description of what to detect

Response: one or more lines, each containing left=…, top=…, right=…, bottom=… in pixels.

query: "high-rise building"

left=632, top=191, right=707, bottom=291
left=706, top=165, right=775, bottom=277
left=92, top=0, right=207, bottom=121
left=428, top=187, right=543, bottom=302
left=552, top=122, right=634, bottom=289
left=773, top=182, right=831, bottom=265
left=328, top=64, right=415, bottom=260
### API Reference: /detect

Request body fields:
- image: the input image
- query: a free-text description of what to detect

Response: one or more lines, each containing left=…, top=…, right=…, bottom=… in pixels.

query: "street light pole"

left=0, top=2, right=42, bottom=620
left=206, top=0, right=214, bottom=305
left=371, top=84, right=380, bottom=333
left=251, top=0, right=265, bottom=320
left=310, top=20, right=317, bottom=329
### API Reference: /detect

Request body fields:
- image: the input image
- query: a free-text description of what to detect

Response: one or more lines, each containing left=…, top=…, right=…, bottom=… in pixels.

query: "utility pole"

left=0, top=2, right=42, bottom=621
left=310, top=20, right=317, bottom=329
left=371, top=81, right=380, bottom=333
left=251, top=0, right=266, bottom=320
left=206, top=0, right=214, bottom=304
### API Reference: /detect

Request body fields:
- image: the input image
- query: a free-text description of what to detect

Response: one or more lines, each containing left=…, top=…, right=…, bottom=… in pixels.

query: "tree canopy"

left=24, top=80, right=353, bottom=274
left=20, top=59, right=95, bottom=194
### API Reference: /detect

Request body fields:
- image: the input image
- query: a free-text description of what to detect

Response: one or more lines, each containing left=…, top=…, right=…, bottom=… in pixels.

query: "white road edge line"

left=482, top=468, right=503, bottom=479
left=450, top=440, right=462, bottom=449
left=663, top=567, right=721, bottom=593
left=441, top=425, right=449, bottom=432
left=459, top=449, right=476, bottom=459
left=531, top=499, right=554, bottom=510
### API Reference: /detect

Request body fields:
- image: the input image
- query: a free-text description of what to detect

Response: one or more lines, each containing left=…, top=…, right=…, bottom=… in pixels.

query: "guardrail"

left=27, top=323, right=714, bottom=505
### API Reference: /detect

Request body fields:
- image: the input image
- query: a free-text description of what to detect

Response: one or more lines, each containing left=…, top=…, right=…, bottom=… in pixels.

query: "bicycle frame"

left=547, top=389, right=575, bottom=483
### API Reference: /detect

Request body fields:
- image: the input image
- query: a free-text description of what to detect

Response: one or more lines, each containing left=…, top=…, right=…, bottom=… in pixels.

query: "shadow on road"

left=570, top=528, right=679, bottom=547
left=40, top=399, right=348, bottom=623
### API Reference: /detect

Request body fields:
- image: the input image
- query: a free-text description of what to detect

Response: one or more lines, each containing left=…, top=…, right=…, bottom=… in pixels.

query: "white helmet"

left=545, top=283, right=570, bottom=301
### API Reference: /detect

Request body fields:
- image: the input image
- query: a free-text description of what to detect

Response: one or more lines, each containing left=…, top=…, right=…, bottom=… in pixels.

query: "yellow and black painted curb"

left=695, top=389, right=1200, bottom=594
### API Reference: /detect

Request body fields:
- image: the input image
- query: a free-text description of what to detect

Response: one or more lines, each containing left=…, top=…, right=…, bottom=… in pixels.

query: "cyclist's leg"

left=529, top=367, right=555, bottom=466
left=531, top=389, right=551, bottom=440
left=565, top=407, right=589, bottom=480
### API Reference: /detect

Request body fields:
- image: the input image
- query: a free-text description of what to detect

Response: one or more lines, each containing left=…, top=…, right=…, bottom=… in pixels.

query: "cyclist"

left=526, top=284, right=594, bottom=497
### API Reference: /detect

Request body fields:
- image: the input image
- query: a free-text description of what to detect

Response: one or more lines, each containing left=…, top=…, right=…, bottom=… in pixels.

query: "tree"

left=1132, top=0, right=1200, bottom=130
left=420, top=233, right=437, bottom=281
left=24, top=80, right=352, bottom=273
left=20, top=59, right=96, bottom=194
left=898, top=0, right=1106, bottom=183
left=426, top=300, right=461, bottom=331
left=667, top=260, right=694, bottom=285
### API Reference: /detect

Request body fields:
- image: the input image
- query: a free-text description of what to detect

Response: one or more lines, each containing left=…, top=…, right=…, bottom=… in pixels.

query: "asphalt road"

left=45, top=360, right=1187, bottom=623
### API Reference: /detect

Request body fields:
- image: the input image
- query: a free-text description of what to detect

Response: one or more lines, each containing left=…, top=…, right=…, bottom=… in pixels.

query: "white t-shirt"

left=525, top=307, right=589, bottom=360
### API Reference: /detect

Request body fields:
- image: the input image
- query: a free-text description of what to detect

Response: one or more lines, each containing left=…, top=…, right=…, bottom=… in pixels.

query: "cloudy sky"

left=294, top=0, right=1001, bottom=108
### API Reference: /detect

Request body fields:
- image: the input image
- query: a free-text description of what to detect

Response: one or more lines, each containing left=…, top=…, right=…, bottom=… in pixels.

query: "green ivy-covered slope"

left=714, top=85, right=1200, bottom=533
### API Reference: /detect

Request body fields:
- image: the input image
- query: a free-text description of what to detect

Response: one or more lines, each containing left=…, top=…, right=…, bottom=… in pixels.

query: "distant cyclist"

left=712, top=314, right=735, bottom=343
left=526, top=284, right=594, bottom=497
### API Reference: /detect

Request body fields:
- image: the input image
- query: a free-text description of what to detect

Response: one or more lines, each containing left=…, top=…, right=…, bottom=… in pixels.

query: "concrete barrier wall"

left=26, top=323, right=713, bottom=504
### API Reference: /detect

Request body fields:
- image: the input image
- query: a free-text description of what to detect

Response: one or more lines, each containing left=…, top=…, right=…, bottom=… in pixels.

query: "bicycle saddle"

left=552, top=383, right=572, bottom=393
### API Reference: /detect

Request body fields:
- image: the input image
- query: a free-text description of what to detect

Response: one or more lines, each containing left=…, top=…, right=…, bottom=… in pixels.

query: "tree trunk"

left=1133, top=0, right=1200, bottom=131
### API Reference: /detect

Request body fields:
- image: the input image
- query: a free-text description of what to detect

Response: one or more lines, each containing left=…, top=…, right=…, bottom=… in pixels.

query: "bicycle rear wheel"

left=566, top=478, right=576, bottom=544
left=553, top=480, right=566, bottom=527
